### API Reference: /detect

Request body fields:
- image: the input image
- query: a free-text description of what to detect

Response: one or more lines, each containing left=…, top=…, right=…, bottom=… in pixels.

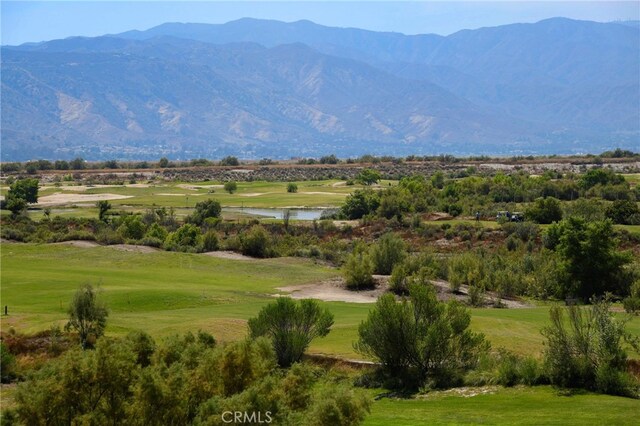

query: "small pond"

left=222, top=207, right=332, bottom=221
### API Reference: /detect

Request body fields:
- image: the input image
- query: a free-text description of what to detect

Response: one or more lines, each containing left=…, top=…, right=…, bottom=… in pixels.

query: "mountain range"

left=1, top=18, right=638, bottom=161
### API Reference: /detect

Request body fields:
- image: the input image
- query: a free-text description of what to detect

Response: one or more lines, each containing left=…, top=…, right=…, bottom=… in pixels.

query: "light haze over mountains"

left=1, top=18, right=638, bottom=161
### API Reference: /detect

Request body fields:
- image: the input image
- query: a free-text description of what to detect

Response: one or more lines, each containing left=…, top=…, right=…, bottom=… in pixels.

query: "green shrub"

left=240, top=225, right=272, bottom=258
left=287, top=183, right=298, bottom=193
left=343, top=243, right=375, bottom=290
left=0, top=342, right=16, bottom=383
left=165, top=223, right=202, bottom=252
left=542, top=298, right=640, bottom=396
left=355, top=284, right=488, bottom=390
left=203, top=230, right=220, bottom=252
left=370, top=232, right=406, bottom=275
left=248, top=298, right=333, bottom=368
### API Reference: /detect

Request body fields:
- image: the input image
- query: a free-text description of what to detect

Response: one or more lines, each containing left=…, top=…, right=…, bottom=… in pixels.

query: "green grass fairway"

left=364, top=386, right=640, bottom=425
left=3, top=243, right=639, bottom=359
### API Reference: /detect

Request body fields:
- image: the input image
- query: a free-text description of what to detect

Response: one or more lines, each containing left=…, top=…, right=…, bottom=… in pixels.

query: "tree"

left=606, top=200, right=640, bottom=225
left=69, top=157, right=85, bottom=170
left=542, top=297, right=640, bottom=396
left=219, top=156, right=240, bottom=166
left=8, top=178, right=39, bottom=204
left=287, top=182, right=298, bottom=193
left=189, top=199, right=221, bottom=225
left=158, top=157, right=169, bottom=168
left=545, top=218, right=632, bottom=300
left=96, top=200, right=111, bottom=222
left=355, top=284, right=488, bottom=389
left=526, top=197, right=562, bottom=224
left=65, top=284, right=108, bottom=349
left=341, top=189, right=380, bottom=219
left=224, top=181, right=238, bottom=194
left=356, top=169, right=381, bottom=186
left=248, top=298, right=334, bottom=367
left=370, top=232, right=406, bottom=275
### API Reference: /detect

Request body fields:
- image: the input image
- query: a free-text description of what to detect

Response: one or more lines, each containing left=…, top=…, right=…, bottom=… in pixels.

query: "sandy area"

left=240, top=192, right=273, bottom=197
left=276, top=277, right=389, bottom=304
left=300, top=191, right=344, bottom=195
left=37, top=193, right=133, bottom=205
left=110, top=244, right=160, bottom=253
left=52, top=240, right=100, bottom=248
left=57, top=184, right=150, bottom=191
left=276, top=276, right=531, bottom=308
left=331, top=181, right=347, bottom=187
left=176, top=184, right=223, bottom=190
left=202, top=251, right=257, bottom=261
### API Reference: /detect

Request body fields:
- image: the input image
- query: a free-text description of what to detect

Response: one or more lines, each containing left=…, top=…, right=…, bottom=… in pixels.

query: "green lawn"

left=3, top=243, right=639, bottom=359
left=364, top=386, right=640, bottom=425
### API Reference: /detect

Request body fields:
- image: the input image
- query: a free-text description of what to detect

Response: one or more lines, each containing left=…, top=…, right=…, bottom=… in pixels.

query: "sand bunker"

left=300, top=191, right=344, bottom=195
left=52, top=240, right=100, bottom=248
left=277, top=277, right=388, bottom=304
left=240, top=192, right=273, bottom=197
left=277, top=276, right=531, bottom=308
left=202, top=251, right=257, bottom=261
left=110, top=244, right=160, bottom=253
left=176, top=184, right=223, bottom=190
left=37, top=193, right=133, bottom=205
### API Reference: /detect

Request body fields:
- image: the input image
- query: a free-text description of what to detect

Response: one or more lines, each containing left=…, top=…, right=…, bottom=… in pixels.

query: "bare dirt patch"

left=418, top=386, right=499, bottom=399
left=276, top=276, right=388, bottom=304
left=52, top=240, right=100, bottom=248
left=240, top=192, right=273, bottom=197
left=300, top=191, right=345, bottom=195
left=331, top=181, right=347, bottom=187
left=201, top=251, right=257, bottom=261
left=176, top=184, right=223, bottom=190
left=276, top=276, right=531, bottom=308
left=110, top=244, right=160, bottom=254
left=37, top=193, right=133, bottom=206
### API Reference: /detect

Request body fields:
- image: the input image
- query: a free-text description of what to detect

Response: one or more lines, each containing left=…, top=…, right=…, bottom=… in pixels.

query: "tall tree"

left=65, top=284, right=108, bottom=349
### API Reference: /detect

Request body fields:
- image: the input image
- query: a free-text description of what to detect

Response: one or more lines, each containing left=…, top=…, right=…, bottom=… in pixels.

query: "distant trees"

left=248, top=297, right=334, bottom=367
left=5, top=178, right=39, bottom=215
left=545, top=218, right=632, bottom=299
left=158, top=157, right=169, bottom=168
left=526, top=197, right=563, bottom=224
left=287, top=182, right=299, bottom=193
left=65, top=284, right=108, bottom=349
left=219, top=156, right=240, bottom=166
left=341, top=189, right=380, bottom=219
left=606, top=200, right=640, bottom=225
left=96, top=200, right=111, bottom=222
left=356, top=169, right=381, bottom=186
left=224, top=181, right=238, bottom=194
left=189, top=199, right=221, bottom=225
left=355, top=284, right=488, bottom=389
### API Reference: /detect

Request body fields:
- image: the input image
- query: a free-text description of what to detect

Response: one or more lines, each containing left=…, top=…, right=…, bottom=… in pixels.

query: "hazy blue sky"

left=2, top=1, right=639, bottom=45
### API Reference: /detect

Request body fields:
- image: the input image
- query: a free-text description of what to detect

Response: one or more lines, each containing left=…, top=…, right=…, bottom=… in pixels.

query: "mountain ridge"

left=1, top=18, right=638, bottom=160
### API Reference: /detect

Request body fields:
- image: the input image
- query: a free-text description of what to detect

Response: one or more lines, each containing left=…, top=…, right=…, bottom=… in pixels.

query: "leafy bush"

left=526, top=197, right=562, bottom=224
left=240, top=225, right=272, bottom=258
left=355, top=284, right=488, bottom=390
left=369, top=232, right=406, bottom=275
left=0, top=343, right=16, bottom=383
left=542, top=298, right=640, bottom=397
left=202, top=230, right=220, bottom=251
left=189, top=199, right=221, bottom=226
left=287, top=182, right=298, bottom=193
left=343, top=242, right=375, bottom=289
left=224, top=181, right=238, bottom=194
left=248, top=298, right=334, bottom=368
left=165, top=223, right=202, bottom=252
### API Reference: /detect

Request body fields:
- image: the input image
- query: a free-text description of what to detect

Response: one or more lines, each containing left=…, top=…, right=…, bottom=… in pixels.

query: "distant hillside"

left=1, top=18, right=638, bottom=160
